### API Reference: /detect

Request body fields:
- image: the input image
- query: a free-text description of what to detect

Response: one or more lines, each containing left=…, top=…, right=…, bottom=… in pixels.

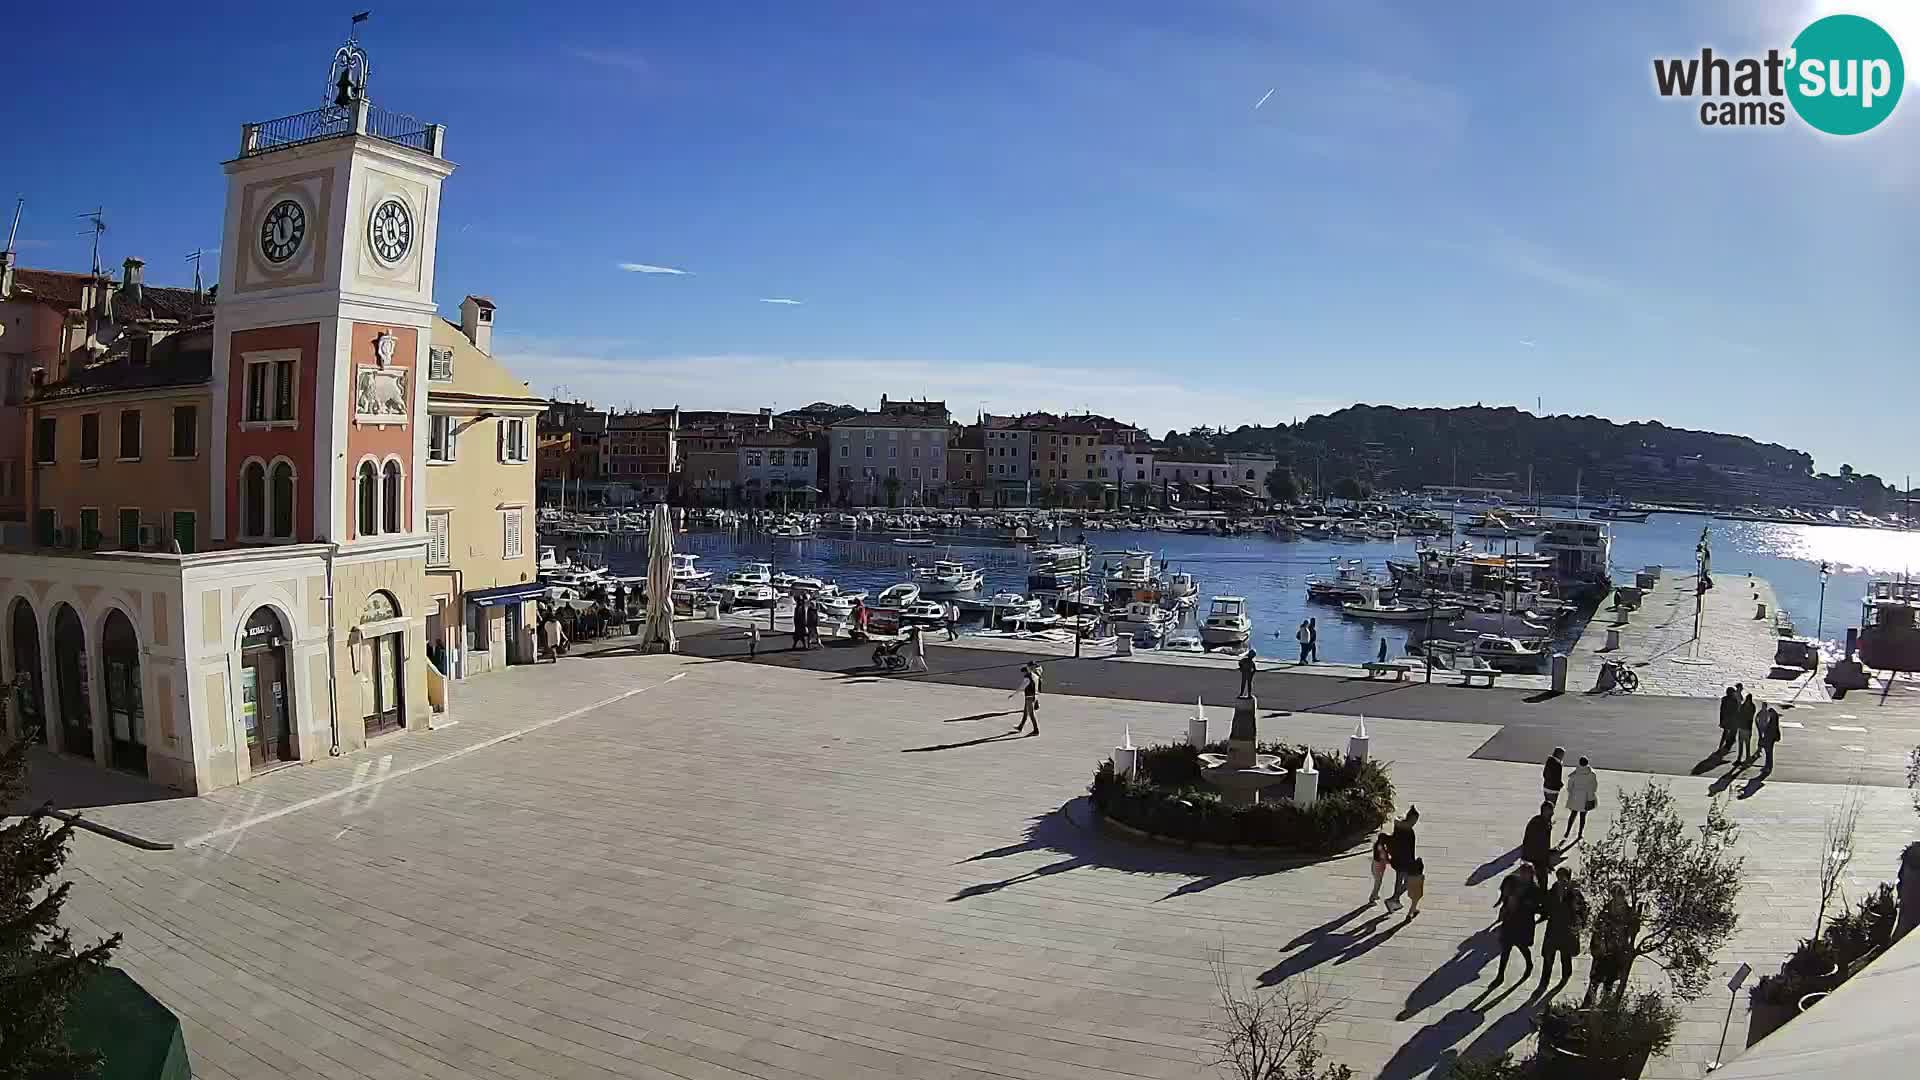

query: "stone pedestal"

left=1112, top=746, right=1137, bottom=778
left=1198, top=696, right=1289, bottom=807
left=1293, top=754, right=1319, bottom=808
left=1187, top=705, right=1207, bottom=748
left=1115, top=635, right=1133, bottom=657
left=1604, top=627, right=1622, bottom=650
left=1347, top=717, right=1370, bottom=762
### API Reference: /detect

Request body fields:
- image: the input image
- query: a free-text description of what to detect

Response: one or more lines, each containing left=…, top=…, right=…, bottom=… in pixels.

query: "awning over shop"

left=466, top=581, right=547, bottom=608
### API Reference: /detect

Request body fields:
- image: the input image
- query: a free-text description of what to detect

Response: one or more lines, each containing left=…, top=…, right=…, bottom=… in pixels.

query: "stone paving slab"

left=50, top=650, right=1916, bottom=1080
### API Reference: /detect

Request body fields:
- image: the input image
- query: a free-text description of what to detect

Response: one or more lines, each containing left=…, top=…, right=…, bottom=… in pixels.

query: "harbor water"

left=571, top=514, right=1920, bottom=665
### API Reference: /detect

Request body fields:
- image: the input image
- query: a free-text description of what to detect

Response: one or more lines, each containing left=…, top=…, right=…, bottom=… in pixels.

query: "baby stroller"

left=872, top=640, right=909, bottom=673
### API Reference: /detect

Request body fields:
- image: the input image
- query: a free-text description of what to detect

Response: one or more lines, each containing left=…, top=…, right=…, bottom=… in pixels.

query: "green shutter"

left=79, top=508, right=100, bottom=549
left=171, top=512, right=196, bottom=554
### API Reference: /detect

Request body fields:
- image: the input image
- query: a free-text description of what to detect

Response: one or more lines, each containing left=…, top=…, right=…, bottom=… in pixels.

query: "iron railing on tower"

left=239, top=100, right=444, bottom=159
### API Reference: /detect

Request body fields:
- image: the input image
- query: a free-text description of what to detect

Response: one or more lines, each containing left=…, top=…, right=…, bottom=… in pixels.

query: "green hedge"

left=1089, top=741, right=1394, bottom=854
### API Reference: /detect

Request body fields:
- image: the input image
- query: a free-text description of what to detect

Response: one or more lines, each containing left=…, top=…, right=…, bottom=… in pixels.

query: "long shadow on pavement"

left=903, top=730, right=1031, bottom=753
left=949, top=799, right=1331, bottom=904
left=1398, top=925, right=1501, bottom=1021
left=1464, top=847, right=1523, bottom=887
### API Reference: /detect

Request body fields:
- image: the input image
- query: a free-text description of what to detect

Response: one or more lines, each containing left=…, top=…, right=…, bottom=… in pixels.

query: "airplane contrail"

left=1253, top=87, right=1275, bottom=110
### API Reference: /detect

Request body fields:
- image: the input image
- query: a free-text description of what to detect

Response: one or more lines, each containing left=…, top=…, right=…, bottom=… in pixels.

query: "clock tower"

left=209, top=30, right=454, bottom=748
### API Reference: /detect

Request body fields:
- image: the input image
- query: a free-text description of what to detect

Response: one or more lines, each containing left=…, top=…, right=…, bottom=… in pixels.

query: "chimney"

left=759, top=406, right=773, bottom=430
left=121, top=257, right=144, bottom=306
left=459, top=295, right=495, bottom=355
left=0, top=250, right=12, bottom=301
left=129, top=333, right=151, bottom=366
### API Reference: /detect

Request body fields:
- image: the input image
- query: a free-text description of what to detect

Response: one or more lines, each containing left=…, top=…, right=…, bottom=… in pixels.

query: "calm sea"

left=578, top=514, right=1920, bottom=665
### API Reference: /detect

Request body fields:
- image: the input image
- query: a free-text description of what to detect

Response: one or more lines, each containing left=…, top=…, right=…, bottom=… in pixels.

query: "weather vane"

left=328, top=12, right=373, bottom=108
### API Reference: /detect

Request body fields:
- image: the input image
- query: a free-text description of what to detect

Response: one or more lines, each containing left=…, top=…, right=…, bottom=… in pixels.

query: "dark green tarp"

left=64, top=966, right=190, bottom=1080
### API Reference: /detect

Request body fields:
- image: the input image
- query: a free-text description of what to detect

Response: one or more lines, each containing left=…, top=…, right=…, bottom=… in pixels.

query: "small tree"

left=1579, top=781, right=1743, bottom=1002
left=0, top=695, right=122, bottom=1076
left=882, top=475, right=901, bottom=507
left=1264, top=467, right=1299, bottom=505
left=1079, top=481, right=1104, bottom=508
left=1208, top=951, right=1353, bottom=1080
left=1816, top=780, right=1865, bottom=937
left=1127, top=481, right=1151, bottom=509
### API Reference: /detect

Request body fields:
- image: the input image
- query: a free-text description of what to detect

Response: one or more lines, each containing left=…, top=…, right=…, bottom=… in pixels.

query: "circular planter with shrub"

left=1088, top=741, right=1393, bottom=854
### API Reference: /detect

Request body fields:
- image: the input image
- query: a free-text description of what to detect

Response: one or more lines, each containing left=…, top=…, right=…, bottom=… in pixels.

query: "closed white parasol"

left=640, top=502, right=677, bottom=653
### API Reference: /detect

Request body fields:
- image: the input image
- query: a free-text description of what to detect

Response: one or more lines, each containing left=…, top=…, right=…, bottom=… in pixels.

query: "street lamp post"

left=1816, top=561, right=1831, bottom=642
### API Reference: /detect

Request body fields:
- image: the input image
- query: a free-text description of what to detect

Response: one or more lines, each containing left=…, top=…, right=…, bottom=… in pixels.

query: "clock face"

left=368, top=198, right=414, bottom=265
left=259, top=199, right=306, bottom=264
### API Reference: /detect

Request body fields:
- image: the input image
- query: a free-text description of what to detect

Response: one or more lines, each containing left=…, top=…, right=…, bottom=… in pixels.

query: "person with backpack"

left=1538, top=866, right=1589, bottom=993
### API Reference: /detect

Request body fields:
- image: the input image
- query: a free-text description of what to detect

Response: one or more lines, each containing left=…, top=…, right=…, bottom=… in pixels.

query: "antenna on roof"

left=185, top=249, right=206, bottom=300
left=349, top=10, right=371, bottom=41
left=76, top=207, right=106, bottom=276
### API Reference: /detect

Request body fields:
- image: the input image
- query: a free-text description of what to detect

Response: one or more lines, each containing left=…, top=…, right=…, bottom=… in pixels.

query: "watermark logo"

left=1653, top=13, right=1904, bottom=134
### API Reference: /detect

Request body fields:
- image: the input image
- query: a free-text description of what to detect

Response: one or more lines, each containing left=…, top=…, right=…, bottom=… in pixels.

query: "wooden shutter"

left=427, top=512, right=449, bottom=566
left=503, top=510, right=522, bottom=559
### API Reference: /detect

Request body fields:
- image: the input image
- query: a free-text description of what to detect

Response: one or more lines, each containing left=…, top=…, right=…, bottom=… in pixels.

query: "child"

left=1368, top=831, right=1392, bottom=903
left=1404, top=858, right=1426, bottom=919
left=748, top=624, right=760, bottom=659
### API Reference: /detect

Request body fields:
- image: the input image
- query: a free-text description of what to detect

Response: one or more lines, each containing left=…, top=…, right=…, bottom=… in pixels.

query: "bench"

left=1461, top=668, right=1502, bottom=687
left=1363, top=661, right=1414, bottom=681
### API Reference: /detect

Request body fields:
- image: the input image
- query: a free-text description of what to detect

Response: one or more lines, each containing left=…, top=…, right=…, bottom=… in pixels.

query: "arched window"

left=270, top=462, right=295, bottom=540
left=241, top=461, right=267, bottom=538
left=381, top=461, right=402, bottom=534
left=357, top=462, right=378, bottom=536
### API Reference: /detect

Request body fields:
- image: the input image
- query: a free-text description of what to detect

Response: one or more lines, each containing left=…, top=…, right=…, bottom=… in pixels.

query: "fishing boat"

left=911, top=559, right=985, bottom=598
left=1341, top=585, right=1463, bottom=622
left=1856, top=579, right=1920, bottom=672
left=812, top=587, right=867, bottom=619
left=1533, top=519, right=1613, bottom=603
left=893, top=536, right=936, bottom=547
left=1306, top=559, right=1386, bottom=603
left=728, top=561, right=771, bottom=587
left=668, top=553, right=712, bottom=586
left=1199, top=596, right=1253, bottom=648
left=1113, top=600, right=1176, bottom=642
left=1468, top=634, right=1547, bottom=672
left=1165, top=571, right=1197, bottom=601
left=1103, top=550, right=1157, bottom=590
left=984, top=592, right=1041, bottom=622
left=899, top=599, right=951, bottom=627
left=770, top=572, right=826, bottom=593
left=766, top=521, right=813, bottom=539
left=1462, top=511, right=1549, bottom=539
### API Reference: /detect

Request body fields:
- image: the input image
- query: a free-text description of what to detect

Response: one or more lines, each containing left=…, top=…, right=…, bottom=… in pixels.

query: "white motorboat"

left=766, top=522, right=812, bottom=540
left=912, top=559, right=985, bottom=598
left=729, top=561, right=772, bottom=587
left=812, top=588, right=866, bottom=619
left=1199, top=596, right=1253, bottom=647
left=1342, top=585, right=1464, bottom=622
left=899, top=600, right=950, bottom=626
left=1055, top=585, right=1108, bottom=614
left=1306, top=559, right=1384, bottom=602
left=770, top=572, right=825, bottom=593
left=1113, top=600, right=1175, bottom=642
left=985, top=592, right=1041, bottom=621
left=731, top=583, right=777, bottom=607
left=1470, top=634, right=1547, bottom=672
left=669, top=553, right=712, bottom=586
left=1103, top=550, right=1157, bottom=590
left=1005, top=609, right=1061, bottom=631
left=1160, top=635, right=1206, bottom=653
left=893, top=537, right=936, bottom=547
left=876, top=582, right=922, bottom=607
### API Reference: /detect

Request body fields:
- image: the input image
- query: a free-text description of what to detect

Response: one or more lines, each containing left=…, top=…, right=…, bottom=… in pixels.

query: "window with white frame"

left=429, top=414, right=459, bottom=462
left=427, top=346, right=454, bottom=382
left=498, top=418, right=529, bottom=463
left=426, top=511, right=450, bottom=567
left=502, top=508, right=524, bottom=559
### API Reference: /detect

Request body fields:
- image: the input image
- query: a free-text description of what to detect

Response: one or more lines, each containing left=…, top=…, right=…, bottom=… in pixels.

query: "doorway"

left=100, top=610, right=146, bottom=776
left=240, top=608, right=296, bottom=769
left=361, top=591, right=404, bottom=736
left=51, top=604, right=91, bottom=760
left=10, top=599, right=44, bottom=743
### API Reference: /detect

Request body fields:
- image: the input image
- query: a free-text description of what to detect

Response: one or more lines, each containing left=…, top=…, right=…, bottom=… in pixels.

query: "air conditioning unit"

left=48, top=527, right=67, bottom=548
left=138, top=524, right=160, bottom=549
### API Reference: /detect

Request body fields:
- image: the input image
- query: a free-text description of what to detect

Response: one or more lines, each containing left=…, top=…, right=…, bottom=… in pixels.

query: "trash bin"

left=1551, top=652, right=1568, bottom=693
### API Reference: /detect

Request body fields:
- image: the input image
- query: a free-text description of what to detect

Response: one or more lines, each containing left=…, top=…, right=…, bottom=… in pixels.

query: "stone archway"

left=240, top=607, right=298, bottom=769
left=100, top=610, right=146, bottom=775
left=9, top=599, right=45, bottom=743
left=51, top=604, right=92, bottom=760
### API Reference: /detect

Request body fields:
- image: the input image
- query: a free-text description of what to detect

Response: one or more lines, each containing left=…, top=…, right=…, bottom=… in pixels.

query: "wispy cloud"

left=618, top=262, right=689, bottom=275
left=757, top=297, right=803, bottom=305
left=1518, top=338, right=1536, bottom=348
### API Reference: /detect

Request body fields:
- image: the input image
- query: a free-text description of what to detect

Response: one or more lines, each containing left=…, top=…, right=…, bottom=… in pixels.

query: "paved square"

left=53, top=651, right=1915, bottom=1080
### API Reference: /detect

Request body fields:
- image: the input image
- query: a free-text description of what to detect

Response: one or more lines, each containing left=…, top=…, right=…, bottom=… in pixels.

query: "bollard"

left=1115, top=634, right=1133, bottom=657
left=705, top=600, right=721, bottom=620
left=1604, top=627, right=1621, bottom=651
left=1188, top=699, right=1208, bottom=747
left=1551, top=652, right=1568, bottom=693
left=1293, top=752, right=1319, bottom=808
left=1347, top=716, right=1370, bottom=762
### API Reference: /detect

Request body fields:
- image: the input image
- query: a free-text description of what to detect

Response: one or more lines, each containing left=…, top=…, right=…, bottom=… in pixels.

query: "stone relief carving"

left=356, top=366, right=407, bottom=421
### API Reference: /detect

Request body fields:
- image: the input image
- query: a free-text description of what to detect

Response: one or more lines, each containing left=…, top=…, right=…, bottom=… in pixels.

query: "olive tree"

left=1579, top=781, right=1743, bottom=1002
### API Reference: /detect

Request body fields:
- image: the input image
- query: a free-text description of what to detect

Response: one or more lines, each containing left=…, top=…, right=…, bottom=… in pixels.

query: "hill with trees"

left=1164, top=405, right=1895, bottom=511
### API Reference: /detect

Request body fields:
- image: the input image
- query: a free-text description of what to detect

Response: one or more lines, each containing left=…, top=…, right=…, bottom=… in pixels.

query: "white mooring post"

left=1293, top=750, right=1319, bottom=808
left=1188, top=698, right=1208, bottom=747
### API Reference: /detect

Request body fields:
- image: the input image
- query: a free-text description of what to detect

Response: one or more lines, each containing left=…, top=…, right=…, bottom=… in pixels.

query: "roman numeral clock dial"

left=259, top=199, right=305, bottom=264
left=368, top=197, right=413, bottom=265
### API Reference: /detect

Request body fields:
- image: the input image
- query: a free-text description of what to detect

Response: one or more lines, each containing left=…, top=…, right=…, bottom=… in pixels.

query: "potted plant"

left=1538, top=991, right=1678, bottom=1080
left=1783, top=936, right=1843, bottom=993
left=1746, top=969, right=1801, bottom=1047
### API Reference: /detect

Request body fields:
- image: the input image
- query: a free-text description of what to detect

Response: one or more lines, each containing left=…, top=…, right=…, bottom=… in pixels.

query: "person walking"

left=1238, top=649, right=1257, bottom=699
left=1542, top=747, right=1566, bottom=808
left=1368, top=830, right=1392, bottom=903
left=542, top=613, right=564, bottom=663
left=1384, top=807, right=1420, bottom=912
left=945, top=603, right=959, bottom=641
left=1377, top=638, right=1389, bottom=664
left=1295, top=621, right=1312, bottom=664
left=1718, top=684, right=1740, bottom=754
left=1011, top=662, right=1042, bottom=736
left=747, top=623, right=760, bottom=659
left=1757, top=700, right=1782, bottom=774
left=1494, top=865, right=1540, bottom=985
left=1564, top=756, right=1598, bottom=841
left=1307, top=618, right=1320, bottom=663
left=1736, top=691, right=1757, bottom=763
left=1523, top=800, right=1556, bottom=895
left=1538, top=866, right=1588, bottom=994
left=911, top=624, right=928, bottom=672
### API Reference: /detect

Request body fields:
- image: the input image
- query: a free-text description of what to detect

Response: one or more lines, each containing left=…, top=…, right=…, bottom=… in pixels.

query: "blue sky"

left=6, top=1, right=1916, bottom=478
